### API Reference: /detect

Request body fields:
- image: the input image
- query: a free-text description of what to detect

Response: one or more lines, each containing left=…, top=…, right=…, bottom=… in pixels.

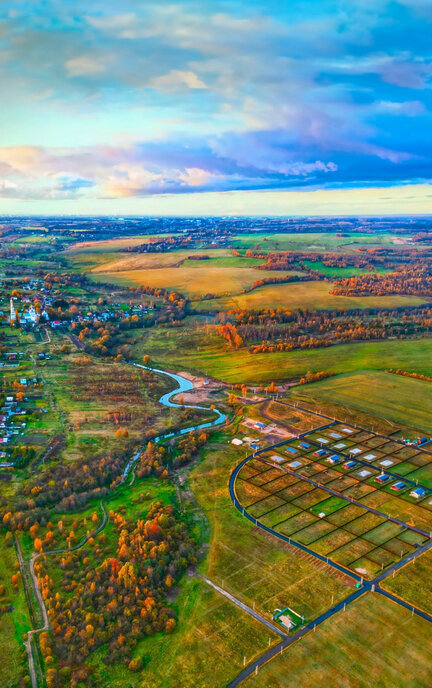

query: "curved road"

left=228, top=445, right=432, bottom=686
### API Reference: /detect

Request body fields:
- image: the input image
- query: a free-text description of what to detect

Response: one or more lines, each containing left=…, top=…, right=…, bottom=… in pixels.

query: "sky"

left=0, top=0, right=431, bottom=215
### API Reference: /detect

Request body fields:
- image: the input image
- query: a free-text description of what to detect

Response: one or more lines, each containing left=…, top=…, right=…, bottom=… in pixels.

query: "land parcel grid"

left=236, top=420, right=432, bottom=579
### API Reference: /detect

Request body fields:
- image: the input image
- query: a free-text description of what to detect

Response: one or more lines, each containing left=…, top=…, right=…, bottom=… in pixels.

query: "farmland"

left=235, top=420, right=432, bottom=578
left=91, top=265, right=297, bottom=297
left=384, top=548, right=432, bottom=616
left=290, top=372, right=432, bottom=432
left=2, top=218, right=432, bottom=688
left=230, top=232, right=411, bottom=253
left=243, top=594, right=432, bottom=688
left=194, top=280, right=427, bottom=311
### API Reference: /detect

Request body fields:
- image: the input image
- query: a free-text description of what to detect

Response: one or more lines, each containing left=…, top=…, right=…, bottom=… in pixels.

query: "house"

left=375, top=474, right=390, bottom=484
left=285, top=447, right=297, bottom=455
left=314, top=449, right=326, bottom=457
left=410, top=487, right=427, bottom=499
left=327, top=454, right=341, bottom=465
left=300, top=442, right=310, bottom=449
left=391, top=481, right=406, bottom=492
left=231, top=438, right=243, bottom=446
left=343, top=461, right=356, bottom=469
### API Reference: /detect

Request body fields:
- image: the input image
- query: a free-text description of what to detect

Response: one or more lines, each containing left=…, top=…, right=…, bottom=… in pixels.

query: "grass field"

left=70, top=248, right=235, bottom=273
left=290, top=371, right=432, bottom=432
left=193, top=280, right=428, bottom=311
left=243, top=593, right=432, bottom=687
left=231, top=232, right=415, bottom=253
left=133, top=326, right=432, bottom=385
left=0, top=540, right=31, bottom=687
left=67, top=235, right=182, bottom=253
left=302, top=260, right=390, bottom=277
left=90, top=576, right=279, bottom=688
left=91, top=266, right=296, bottom=297
left=190, top=436, right=352, bottom=621
left=384, top=548, right=432, bottom=615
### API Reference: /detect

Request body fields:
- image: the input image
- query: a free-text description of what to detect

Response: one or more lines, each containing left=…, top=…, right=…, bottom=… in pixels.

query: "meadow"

left=69, top=248, right=237, bottom=273
left=67, top=235, right=182, bottom=253
left=134, top=326, right=432, bottom=385
left=89, top=575, right=279, bottom=688
left=290, top=371, right=432, bottom=432
left=190, top=435, right=351, bottom=621
left=0, top=540, right=32, bottom=688
left=230, top=231, right=414, bottom=253
left=302, top=260, right=390, bottom=277
left=243, top=593, right=432, bottom=688
left=193, top=280, right=428, bottom=311
left=384, top=548, right=432, bottom=615
left=91, top=265, right=297, bottom=297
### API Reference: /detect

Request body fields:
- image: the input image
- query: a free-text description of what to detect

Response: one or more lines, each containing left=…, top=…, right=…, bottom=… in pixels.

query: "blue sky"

left=0, top=0, right=431, bottom=214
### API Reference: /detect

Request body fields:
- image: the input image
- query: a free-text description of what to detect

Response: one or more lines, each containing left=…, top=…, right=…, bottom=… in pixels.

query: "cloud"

left=65, top=55, right=107, bottom=77
left=149, top=70, right=207, bottom=92
left=0, top=0, right=430, bottom=205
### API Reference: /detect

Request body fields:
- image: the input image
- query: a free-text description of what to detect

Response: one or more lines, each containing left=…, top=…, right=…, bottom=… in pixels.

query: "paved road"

left=228, top=443, right=432, bottom=687
left=226, top=588, right=367, bottom=687
left=199, top=575, right=287, bottom=638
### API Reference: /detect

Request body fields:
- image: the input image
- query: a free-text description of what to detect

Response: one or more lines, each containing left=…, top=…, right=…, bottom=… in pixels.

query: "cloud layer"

left=0, top=0, right=431, bottom=205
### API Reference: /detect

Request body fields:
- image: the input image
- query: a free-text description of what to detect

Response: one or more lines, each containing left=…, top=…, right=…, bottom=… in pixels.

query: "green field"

left=243, top=593, right=432, bottom=687
left=384, top=548, right=432, bottom=615
left=190, top=436, right=351, bottom=622
left=291, top=371, right=432, bottom=432
left=0, top=540, right=32, bottom=687
left=133, top=327, right=432, bottom=385
left=231, top=232, right=414, bottom=253
left=90, top=576, right=279, bottom=688
left=193, top=280, right=427, bottom=311
left=303, top=260, right=390, bottom=277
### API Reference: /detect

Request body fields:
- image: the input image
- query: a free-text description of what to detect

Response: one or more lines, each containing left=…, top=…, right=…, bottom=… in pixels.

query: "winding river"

left=122, top=363, right=227, bottom=479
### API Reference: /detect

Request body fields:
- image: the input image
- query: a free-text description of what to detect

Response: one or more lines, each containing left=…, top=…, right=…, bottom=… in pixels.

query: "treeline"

left=36, top=503, right=197, bottom=686
left=125, top=236, right=193, bottom=253
left=387, top=369, right=432, bottom=382
left=245, top=274, right=311, bottom=292
left=330, top=263, right=432, bottom=297
left=299, top=371, right=333, bottom=384
left=216, top=304, right=432, bottom=354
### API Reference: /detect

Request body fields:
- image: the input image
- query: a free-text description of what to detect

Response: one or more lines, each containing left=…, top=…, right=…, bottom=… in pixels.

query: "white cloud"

left=149, top=70, right=207, bottom=92
left=65, top=56, right=107, bottom=77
